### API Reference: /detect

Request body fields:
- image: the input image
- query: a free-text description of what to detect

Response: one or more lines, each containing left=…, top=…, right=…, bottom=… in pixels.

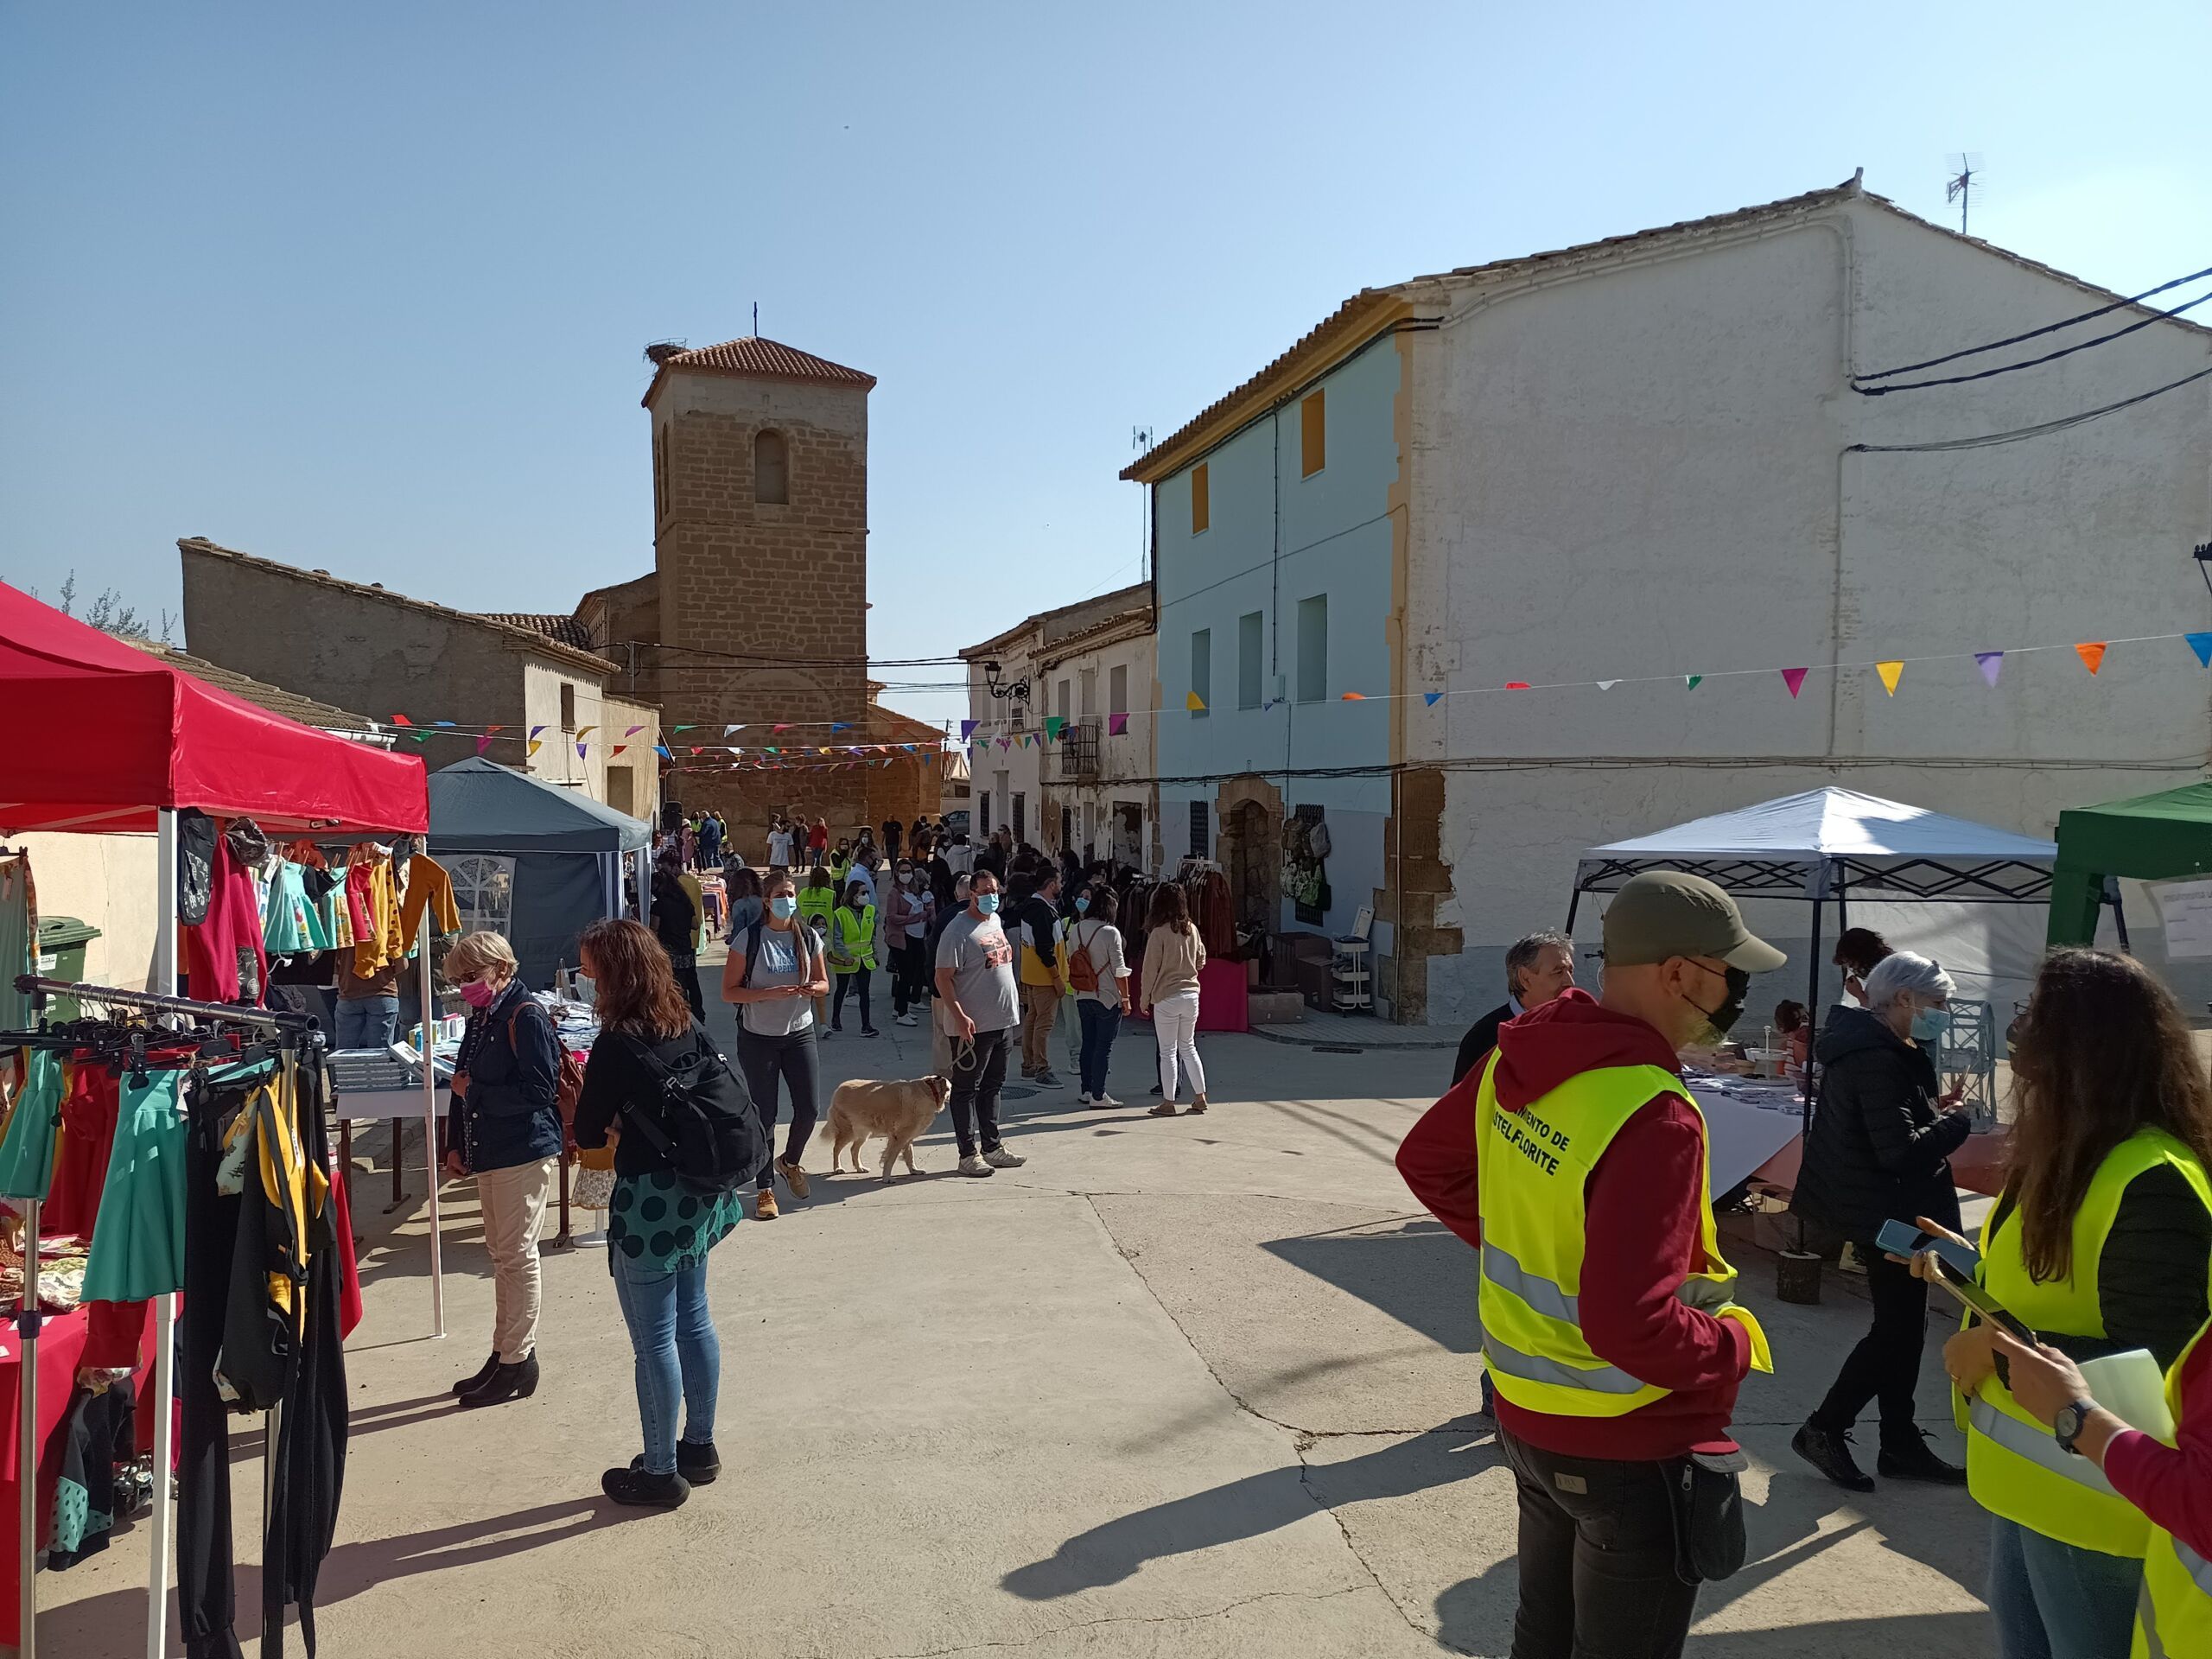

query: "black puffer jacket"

left=1791, top=1006, right=1970, bottom=1243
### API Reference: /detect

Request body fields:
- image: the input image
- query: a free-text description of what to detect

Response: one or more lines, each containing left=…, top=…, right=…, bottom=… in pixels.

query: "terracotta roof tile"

left=475, top=612, right=591, bottom=650
left=641, top=336, right=875, bottom=406
left=126, top=639, right=385, bottom=735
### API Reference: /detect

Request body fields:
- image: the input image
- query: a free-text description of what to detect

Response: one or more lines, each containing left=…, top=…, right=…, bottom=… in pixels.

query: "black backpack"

left=612, top=1027, right=766, bottom=1196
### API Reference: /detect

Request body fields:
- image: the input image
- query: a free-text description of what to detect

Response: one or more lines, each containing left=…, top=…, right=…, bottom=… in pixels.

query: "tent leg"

left=18, top=1196, right=38, bottom=1659
left=1565, top=886, right=1583, bottom=935
left=147, top=807, right=180, bottom=1659
left=1803, top=893, right=1823, bottom=1123
left=2110, top=887, right=2133, bottom=952
left=422, top=942, right=443, bottom=1339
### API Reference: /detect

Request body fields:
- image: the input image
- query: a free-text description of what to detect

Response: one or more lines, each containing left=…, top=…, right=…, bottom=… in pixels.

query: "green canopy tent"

left=2046, top=779, right=2212, bottom=946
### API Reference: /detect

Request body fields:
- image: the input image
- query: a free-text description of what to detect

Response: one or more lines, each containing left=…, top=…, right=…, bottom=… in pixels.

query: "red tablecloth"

left=0, top=1300, right=156, bottom=1631
left=1127, top=956, right=1249, bottom=1033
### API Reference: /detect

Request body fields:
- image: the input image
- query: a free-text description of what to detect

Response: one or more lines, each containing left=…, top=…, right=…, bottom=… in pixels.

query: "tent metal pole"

left=17, top=1194, right=38, bottom=1659
left=421, top=939, right=443, bottom=1338
left=148, top=807, right=180, bottom=1659
left=2110, top=882, right=2133, bottom=952
left=1564, top=880, right=1583, bottom=935
left=1803, top=875, right=1824, bottom=1123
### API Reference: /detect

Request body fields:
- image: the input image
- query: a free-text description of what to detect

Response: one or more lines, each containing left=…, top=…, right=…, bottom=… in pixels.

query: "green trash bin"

left=35, top=916, right=101, bottom=1018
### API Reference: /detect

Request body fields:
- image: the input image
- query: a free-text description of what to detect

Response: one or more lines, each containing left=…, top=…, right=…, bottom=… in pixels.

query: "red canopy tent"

left=0, top=579, right=429, bottom=1658
left=0, top=579, right=427, bottom=835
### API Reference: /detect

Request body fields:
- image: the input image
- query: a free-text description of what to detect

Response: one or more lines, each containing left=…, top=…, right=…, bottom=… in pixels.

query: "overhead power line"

left=1855, top=261, right=2212, bottom=386
left=1855, top=285, right=2212, bottom=395
left=1848, top=362, right=2212, bottom=454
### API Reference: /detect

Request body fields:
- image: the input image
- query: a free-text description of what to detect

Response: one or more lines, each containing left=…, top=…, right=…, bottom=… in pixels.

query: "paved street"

left=45, top=989, right=1993, bottom=1656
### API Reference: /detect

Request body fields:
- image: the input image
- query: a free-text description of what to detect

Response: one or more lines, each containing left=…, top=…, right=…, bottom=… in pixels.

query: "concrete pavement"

left=41, top=983, right=1996, bottom=1656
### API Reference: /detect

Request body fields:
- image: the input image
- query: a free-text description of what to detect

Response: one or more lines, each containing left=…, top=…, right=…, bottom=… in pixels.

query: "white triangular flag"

left=1596, top=680, right=1619, bottom=691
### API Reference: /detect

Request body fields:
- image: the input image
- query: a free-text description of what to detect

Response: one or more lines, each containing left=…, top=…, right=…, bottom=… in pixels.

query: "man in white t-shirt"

left=766, top=820, right=794, bottom=871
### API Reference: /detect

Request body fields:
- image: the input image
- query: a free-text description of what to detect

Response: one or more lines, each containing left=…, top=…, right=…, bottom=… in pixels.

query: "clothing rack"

left=5, top=976, right=321, bottom=1659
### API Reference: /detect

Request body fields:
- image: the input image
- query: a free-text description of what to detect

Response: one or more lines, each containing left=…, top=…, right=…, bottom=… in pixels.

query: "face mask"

left=770, top=895, right=798, bottom=920
left=1910, top=1006, right=1951, bottom=1042
left=572, top=973, right=594, bottom=1003
left=1075, top=896, right=1090, bottom=913
left=1682, top=964, right=1750, bottom=1044
left=458, top=978, right=499, bottom=1011
left=976, top=893, right=1001, bottom=916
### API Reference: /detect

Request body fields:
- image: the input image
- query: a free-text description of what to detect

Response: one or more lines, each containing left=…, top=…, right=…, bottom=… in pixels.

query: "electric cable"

left=1856, top=262, right=2212, bottom=384
left=1854, top=289, right=2212, bottom=395
left=1848, top=363, right=2212, bottom=454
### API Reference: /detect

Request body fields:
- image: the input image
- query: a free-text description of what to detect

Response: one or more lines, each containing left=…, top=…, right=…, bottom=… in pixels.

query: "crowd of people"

left=1410, top=890, right=2212, bottom=1659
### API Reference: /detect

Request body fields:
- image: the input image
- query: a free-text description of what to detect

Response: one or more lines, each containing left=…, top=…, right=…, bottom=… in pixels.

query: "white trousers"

left=1153, top=990, right=1205, bottom=1101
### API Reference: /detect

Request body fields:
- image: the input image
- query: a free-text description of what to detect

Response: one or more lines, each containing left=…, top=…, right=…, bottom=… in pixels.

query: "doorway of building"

left=1060, top=805, right=1073, bottom=854
left=1114, top=802, right=1143, bottom=868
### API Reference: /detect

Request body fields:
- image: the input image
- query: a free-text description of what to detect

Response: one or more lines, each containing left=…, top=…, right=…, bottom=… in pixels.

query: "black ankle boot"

left=457, top=1351, right=539, bottom=1408
left=602, top=1465, right=690, bottom=1508
left=632, top=1440, right=721, bottom=1484
left=1791, top=1420, right=1875, bottom=1491
left=1878, top=1428, right=1967, bottom=1484
left=450, top=1352, right=500, bottom=1397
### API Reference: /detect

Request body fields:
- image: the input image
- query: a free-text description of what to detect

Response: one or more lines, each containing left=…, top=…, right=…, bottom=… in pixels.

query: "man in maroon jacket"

left=1398, top=871, right=1781, bottom=1659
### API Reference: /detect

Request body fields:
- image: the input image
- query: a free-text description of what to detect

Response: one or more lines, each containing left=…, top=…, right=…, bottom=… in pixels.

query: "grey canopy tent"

left=1568, top=788, right=2059, bottom=1115
left=428, top=757, right=653, bottom=985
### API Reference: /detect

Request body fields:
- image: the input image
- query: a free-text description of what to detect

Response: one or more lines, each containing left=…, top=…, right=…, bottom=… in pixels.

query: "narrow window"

left=1056, top=678, right=1071, bottom=720
left=1013, top=792, right=1027, bottom=843
left=1237, top=610, right=1263, bottom=710
left=1191, top=462, right=1210, bottom=534
left=1189, top=800, right=1210, bottom=858
left=1190, top=628, right=1211, bottom=717
left=980, top=791, right=991, bottom=834
left=1300, top=389, right=1325, bottom=477
left=753, top=429, right=789, bottom=505
left=1296, top=594, right=1328, bottom=702
left=653, top=429, right=668, bottom=520
left=1079, top=666, right=1097, bottom=719
left=1109, top=663, right=1128, bottom=719
left=559, top=683, right=576, bottom=732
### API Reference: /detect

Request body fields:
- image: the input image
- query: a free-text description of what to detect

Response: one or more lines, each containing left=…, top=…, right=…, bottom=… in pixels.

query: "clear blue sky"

left=5, top=3, right=2207, bottom=730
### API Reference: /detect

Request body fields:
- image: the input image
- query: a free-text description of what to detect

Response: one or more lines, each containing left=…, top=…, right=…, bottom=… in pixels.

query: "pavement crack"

left=1083, top=1196, right=1464, bottom=1656
left=881, top=1584, right=1372, bottom=1657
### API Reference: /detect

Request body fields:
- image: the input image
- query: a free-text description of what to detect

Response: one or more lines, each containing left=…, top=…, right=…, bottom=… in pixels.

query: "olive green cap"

left=1602, top=870, right=1786, bottom=971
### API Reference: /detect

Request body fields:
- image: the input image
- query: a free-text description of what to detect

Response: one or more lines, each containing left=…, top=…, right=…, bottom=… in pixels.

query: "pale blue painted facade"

left=1153, top=334, right=1399, bottom=947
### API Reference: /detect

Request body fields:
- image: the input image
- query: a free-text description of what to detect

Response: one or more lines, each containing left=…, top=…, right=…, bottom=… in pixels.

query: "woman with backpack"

left=721, top=869, right=830, bottom=1219
left=830, top=878, right=880, bottom=1039
left=1070, top=884, right=1132, bottom=1107
left=442, top=931, right=566, bottom=1408
left=570, top=918, right=751, bottom=1507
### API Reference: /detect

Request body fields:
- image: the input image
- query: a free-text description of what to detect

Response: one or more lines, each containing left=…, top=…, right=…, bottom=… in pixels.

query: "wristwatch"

left=2054, top=1398, right=2098, bottom=1456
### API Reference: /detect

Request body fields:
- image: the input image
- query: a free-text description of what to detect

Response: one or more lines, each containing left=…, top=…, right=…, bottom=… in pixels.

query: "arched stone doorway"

left=1215, top=774, right=1283, bottom=933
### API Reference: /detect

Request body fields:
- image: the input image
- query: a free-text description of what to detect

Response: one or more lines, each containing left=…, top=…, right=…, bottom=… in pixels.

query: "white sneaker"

left=958, top=1154, right=995, bottom=1178
left=896, top=1013, right=918, bottom=1027
left=983, top=1147, right=1026, bottom=1169
left=1077, top=1092, right=1095, bottom=1104
left=1093, top=1093, right=1122, bottom=1109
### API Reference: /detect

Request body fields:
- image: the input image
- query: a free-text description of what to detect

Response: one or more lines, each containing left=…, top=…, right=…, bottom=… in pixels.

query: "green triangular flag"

left=1685, top=675, right=1702, bottom=690
left=1043, top=715, right=1066, bottom=740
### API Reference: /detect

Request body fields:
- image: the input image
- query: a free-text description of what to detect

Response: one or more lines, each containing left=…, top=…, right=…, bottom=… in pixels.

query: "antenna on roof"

left=1945, top=153, right=1983, bottom=235
left=753, top=302, right=759, bottom=337
left=1132, top=426, right=1154, bottom=585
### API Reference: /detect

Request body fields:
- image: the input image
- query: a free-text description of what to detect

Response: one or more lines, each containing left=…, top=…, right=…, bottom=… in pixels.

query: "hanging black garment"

left=42, top=1379, right=139, bottom=1571
left=179, top=1077, right=249, bottom=1659
left=178, top=809, right=217, bottom=927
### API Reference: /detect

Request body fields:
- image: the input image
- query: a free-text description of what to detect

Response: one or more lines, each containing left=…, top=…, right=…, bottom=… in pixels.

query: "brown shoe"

left=1188, top=1096, right=1209, bottom=1115
left=776, top=1156, right=810, bottom=1200
left=1148, top=1102, right=1179, bottom=1117
left=753, top=1189, right=779, bottom=1221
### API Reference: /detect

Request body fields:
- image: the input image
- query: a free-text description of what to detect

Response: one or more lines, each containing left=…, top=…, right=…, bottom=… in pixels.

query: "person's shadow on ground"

left=1002, top=1414, right=1495, bottom=1600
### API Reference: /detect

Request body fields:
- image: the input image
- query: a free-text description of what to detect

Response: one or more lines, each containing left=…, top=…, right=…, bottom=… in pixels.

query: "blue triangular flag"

left=1423, top=691, right=1442, bottom=707
left=656, top=743, right=672, bottom=758
left=2188, top=633, right=2212, bottom=668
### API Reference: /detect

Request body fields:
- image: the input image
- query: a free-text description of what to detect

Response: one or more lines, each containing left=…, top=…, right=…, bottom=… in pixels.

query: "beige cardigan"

left=1140, top=923, right=1207, bottom=1009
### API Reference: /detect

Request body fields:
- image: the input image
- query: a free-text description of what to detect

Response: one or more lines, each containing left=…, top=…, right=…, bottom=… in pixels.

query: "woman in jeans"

left=1913, top=949, right=2212, bottom=1658
left=1140, top=883, right=1209, bottom=1117
left=569, top=918, right=742, bottom=1508
left=882, top=858, right=933, bottom=1027
left=722, top=869, right=829, bottom=1219
left=830, top=879, right=880, bottom=1039
left=442, top=931, right=563, bottom=1407
left=1070, top=884, right=1130, bottom=1108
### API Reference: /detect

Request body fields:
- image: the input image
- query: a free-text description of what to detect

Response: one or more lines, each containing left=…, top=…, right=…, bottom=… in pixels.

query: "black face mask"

left=1685, top=965, right=1751, bottom=1043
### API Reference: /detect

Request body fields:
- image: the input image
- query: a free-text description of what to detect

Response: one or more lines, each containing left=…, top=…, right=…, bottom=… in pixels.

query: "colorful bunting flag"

left=723, top=723, right=743, bottom=736
left=1875, top=661, right=1904, bottom=696
left=999, top=736, right=1012, bottom=750
left=1780, top=668, right=1808, bottom=698
left=575, top=725, right=598, bottom=741
left=831, top=722, right=850, bottom=733
left=390, top=714, right=414, bottom=727
left=575, top=741, right=587, bottom=759
left=1044, top=715, right=1065, bottom=740
left=529, top=724, right=546, bottom=739
left=1684, top=675, right=1702, bottom=690
left=1341, top=691, right=1368, bottom=701
left=2189, top=635, right=2212, bottom=669
left=432, top=721, right=457, bottom=728
left=2075, top=641, right=2107, bottom=675
left=1504, top=682, right=1530, bottom=691
left=1109, top=712, right=1128, bottom=735
left=1423, top=691, right=1443, bottom=707
left=672, top=724, right=696, bottom=733
left=658, top=744, right=673, bottom=759
left=959, top=720, right=979, bottom=739
left=476, top=734, right=496, bottom=755
left=1976, top=651, right=2005, bottom=687
left=1596, top=681, right=1618, bottom=691
left=527, top=739, right=543, bottom=758
left=612, top=744, right=628, bottom=756
left=625, top=724, right=645, bottom=737
left=1186, top=691, right=1206, bottom=713
left=773, top=723, right=793, bottom=733
left=690, top=746, right=704, bottom=756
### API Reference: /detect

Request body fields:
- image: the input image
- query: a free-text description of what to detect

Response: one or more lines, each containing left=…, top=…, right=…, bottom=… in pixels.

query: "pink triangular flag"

left=1780, top=668, right=1808, bottom=698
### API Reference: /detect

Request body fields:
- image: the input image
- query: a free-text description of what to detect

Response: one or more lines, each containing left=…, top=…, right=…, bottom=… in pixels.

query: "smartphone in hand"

left=1875, top=1218, right=1980, bottom=1281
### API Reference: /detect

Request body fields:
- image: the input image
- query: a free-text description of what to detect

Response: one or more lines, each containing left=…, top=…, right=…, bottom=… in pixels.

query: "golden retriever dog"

left=826, top=1074, right=951, bottom=1179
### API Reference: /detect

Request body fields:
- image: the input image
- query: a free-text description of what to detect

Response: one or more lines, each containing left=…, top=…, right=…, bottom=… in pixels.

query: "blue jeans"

left=334, top=995, right=399, bottom=1050
left=611, top=1250, right=721, bottom=1476
left=1986, top=1516, right=2142, bottom=1659
left=1077, top=999, right=1121, bottom=1097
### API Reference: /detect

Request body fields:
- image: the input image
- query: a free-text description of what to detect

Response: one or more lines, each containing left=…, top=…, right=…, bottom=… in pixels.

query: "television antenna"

left=1945, top=153, right=1984, bottom=236
left=1131, top=426, right=1154, bottom=583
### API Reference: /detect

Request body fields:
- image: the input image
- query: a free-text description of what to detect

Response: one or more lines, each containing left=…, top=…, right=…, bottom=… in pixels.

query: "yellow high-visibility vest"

left=2133, top=1319, right=2212, bottom=1658
left=1968, top=1128, right=2212, bottom=1558
left=1474, top=1053, right=1771, bottom=1418
left=831, top=904, right=877, bottom=973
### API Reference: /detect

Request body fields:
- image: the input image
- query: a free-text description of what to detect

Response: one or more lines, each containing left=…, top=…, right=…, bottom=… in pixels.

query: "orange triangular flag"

left=2075, top=641, right=2107, bottom=675
left=1875, top=660, right=1904, bottom=696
